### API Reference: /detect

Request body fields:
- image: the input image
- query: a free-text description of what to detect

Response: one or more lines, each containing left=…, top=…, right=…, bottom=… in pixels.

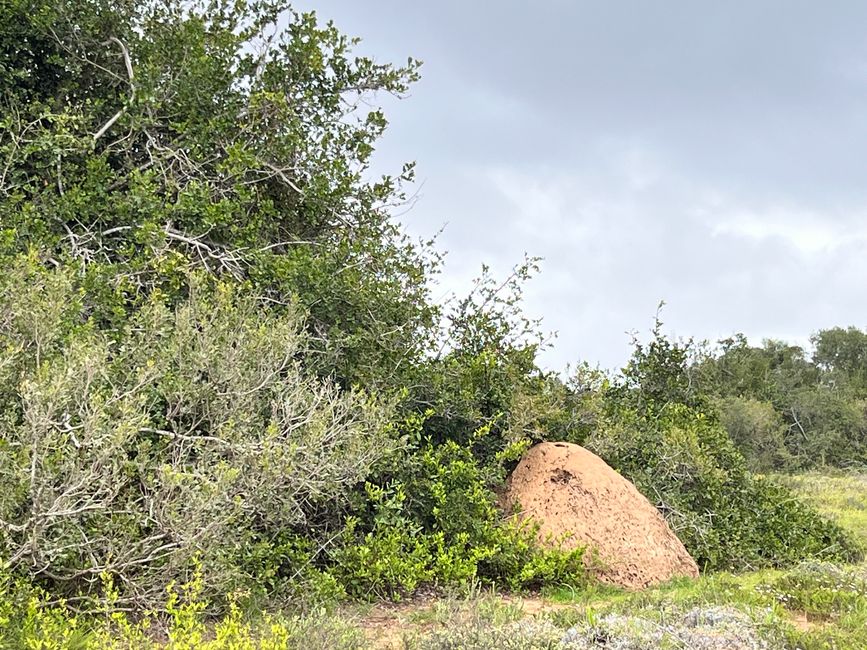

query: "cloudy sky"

left=298, top=1, right=867, bottom=371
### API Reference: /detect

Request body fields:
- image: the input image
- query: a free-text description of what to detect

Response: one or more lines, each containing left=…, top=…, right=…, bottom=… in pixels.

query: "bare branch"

left=93, top=38, right=135, bottom=142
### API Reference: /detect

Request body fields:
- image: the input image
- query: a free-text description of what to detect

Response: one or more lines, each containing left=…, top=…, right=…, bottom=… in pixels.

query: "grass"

left=772, top=471, right=867, bottom=543
left=536, top=470, right=867, bottom=649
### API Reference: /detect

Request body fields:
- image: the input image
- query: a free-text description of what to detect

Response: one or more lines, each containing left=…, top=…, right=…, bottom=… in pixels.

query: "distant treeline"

left=693, top=328, right=867, bottom=470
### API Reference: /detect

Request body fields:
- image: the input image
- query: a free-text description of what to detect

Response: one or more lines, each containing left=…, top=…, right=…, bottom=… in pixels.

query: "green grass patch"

left=772, top=471, right=867, bottom=545
left=542, top=471, right=867, bottom=649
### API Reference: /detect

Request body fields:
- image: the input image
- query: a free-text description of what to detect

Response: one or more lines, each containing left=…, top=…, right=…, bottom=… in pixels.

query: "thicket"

left=583, top=320, right=860, bottom=570
left=0, top=0, right=860, bottom=628
left=694, top=332, right=867, bottom=470
left=0, top=0, right=587, bottom=612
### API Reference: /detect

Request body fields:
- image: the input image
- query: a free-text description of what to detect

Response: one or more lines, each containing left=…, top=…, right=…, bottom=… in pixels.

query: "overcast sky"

left=297, top=1, right=867, bottom=371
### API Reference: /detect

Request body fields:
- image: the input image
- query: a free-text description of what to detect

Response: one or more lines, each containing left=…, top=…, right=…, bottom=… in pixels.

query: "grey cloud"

left=295, top=1, right=867, bottom=369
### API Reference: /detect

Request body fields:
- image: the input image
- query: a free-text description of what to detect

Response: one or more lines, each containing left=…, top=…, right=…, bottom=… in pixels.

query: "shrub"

left=715, top=396, right=793, bottom=471
left=786, top=388, right=867, bottom=468
left=589, top=319, right=862, bottom=571
left=0, top=258, right=395, bottom=610
left=0, top=566, right=369, bottom=650
left=331, top=437, right=587, bottom=598
left=767, top=561, right=867, bottom=617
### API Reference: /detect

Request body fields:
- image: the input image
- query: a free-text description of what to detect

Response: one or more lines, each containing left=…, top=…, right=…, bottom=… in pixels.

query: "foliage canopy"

left=0, top=0, right=861, bottom=620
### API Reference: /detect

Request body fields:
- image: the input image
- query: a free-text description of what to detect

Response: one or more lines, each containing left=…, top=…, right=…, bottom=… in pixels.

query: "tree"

left=694, top=333, right=867, bottom=468
left=0, top=0, right=437, bottom=389
left=694, top=335, right=819, bottom=405
left=812, top=327, right=867, bottom=393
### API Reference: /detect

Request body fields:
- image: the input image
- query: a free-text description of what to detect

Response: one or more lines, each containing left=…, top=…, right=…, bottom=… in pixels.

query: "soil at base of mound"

left=503, top=441, right=699, bottom=589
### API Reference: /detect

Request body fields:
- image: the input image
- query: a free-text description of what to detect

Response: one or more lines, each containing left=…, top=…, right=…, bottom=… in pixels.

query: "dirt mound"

left=503, top=442, right=699, bottom=589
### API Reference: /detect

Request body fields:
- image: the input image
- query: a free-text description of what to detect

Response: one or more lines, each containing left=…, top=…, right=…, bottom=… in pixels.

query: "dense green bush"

left=715, top=396, right=792, bottom=471
left=331, top=436, right=586, bottom=599
left=784, top=388, right=867, bottom=467
left=587, top=321, right=862, bottom=571
left=695, top=333, right=867, bottom=469
left=588, top=405, right=860, bottom=570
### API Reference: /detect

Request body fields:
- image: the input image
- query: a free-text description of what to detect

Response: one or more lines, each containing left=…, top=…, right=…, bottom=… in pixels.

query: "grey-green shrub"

left=715, top=396, right=793, bottom=471
left=0, top=257, right=396, bottom=610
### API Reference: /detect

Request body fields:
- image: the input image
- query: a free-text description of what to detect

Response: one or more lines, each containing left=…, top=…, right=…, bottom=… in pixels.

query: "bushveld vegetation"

left=695, top=331, right=867, bottom=470
left=1, top=1, right=866, bottom=647
left=2, top=473, right=866, bottom=649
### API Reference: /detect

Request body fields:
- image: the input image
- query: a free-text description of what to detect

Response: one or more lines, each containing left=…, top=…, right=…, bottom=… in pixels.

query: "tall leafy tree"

left=813, top=327, right=867, bottom=393
left=1, top=0, right=437, bottom=388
